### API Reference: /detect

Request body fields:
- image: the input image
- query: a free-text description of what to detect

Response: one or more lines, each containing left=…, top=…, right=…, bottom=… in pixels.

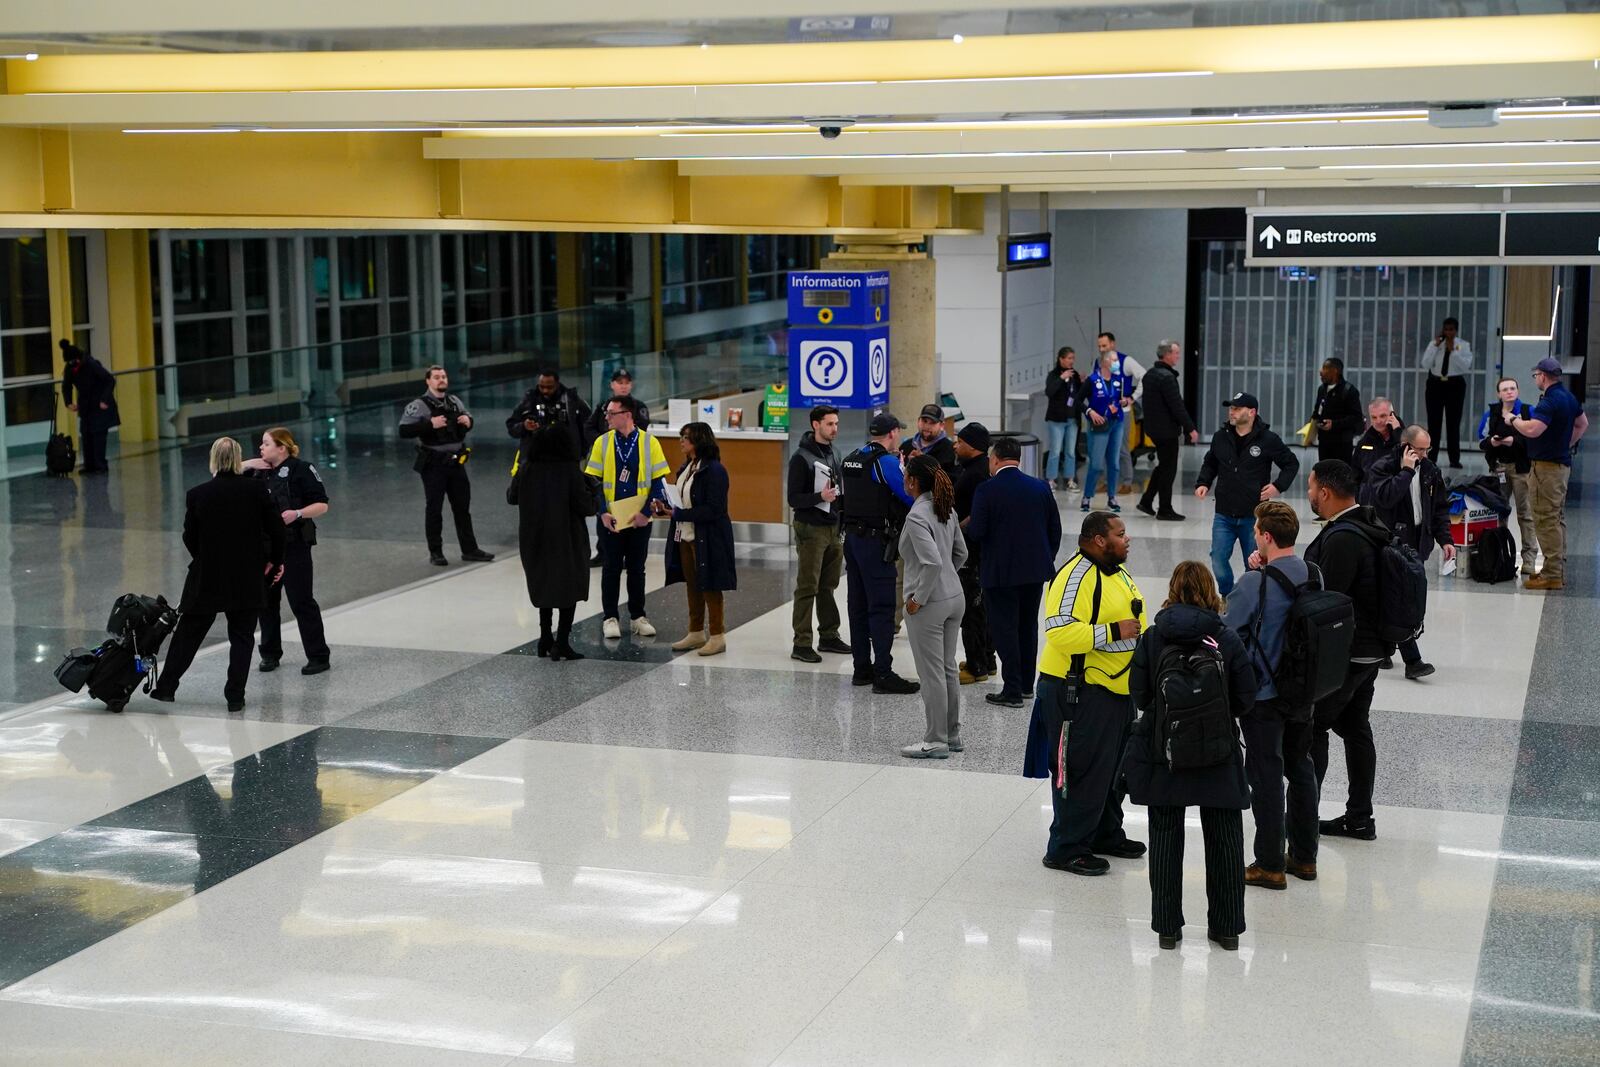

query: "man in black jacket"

left=510, top=367, right=593, bottom=454
left=1311, top=358, right=1363, bottom=463
left=788, top=405, right=851, bottom=662
left=952, top=422, right=996, bottom=684
left=1136, top=340, right=1199, bottom=521
left=908, top=404, right=959, bottom=482
left=60, top=340, right=119, bottom=474
left=1303, top=459, right=1393, bottom=842
left=1194, top=392, right=1299, bottom=596
left=1352, top=396, right=1404, bottom=483
left=401, top=365, right=495, bottom=567
left=1361, top=426, right=1455, bottom=681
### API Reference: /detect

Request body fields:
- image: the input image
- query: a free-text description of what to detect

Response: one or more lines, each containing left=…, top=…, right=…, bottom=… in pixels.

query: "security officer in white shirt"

left=1420, top=316, right=1473, bottom=469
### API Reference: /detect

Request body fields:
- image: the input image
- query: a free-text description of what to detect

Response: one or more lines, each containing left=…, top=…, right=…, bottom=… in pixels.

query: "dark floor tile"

left=1507, top=719, right=1600, bottom=823
left=1478, top=816, right=1600, bottom=968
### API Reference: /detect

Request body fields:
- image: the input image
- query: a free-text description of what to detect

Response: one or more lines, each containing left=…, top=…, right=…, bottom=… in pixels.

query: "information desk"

left=656, top=424, right=789, bottom=525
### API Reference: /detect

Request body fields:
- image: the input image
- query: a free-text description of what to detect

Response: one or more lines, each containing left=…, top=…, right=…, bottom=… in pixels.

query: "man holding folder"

left=586, top=395, right=670, bottom=639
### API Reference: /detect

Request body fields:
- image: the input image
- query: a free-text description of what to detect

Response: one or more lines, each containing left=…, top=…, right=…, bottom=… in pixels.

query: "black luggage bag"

left=45, top=392, right=75, bottom=476
left=54, top=592, right=181, bottom=711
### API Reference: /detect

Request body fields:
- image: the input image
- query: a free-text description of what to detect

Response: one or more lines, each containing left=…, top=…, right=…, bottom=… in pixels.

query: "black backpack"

left=1153, top=634, right=1235, bottom=771
left=1469, top=526, right=1518, bottom=585
left=1340, top=522, right=1428, bottom=645
left=1247, top=563, right=1355, bottom=715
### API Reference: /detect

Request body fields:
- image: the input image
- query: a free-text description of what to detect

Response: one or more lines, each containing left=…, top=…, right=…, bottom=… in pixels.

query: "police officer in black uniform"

left=840, top=412, right=920, bottom=695
left=244, top=427, right=332, bottom=675
left=399, top=365, right=495, bottom=567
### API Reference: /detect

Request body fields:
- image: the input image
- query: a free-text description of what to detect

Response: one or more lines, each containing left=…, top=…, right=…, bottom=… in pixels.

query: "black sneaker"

left=1042, top=854, right=1110, bottom=876
left=461, top=549, right=496, bottom=563
left=1136, top=501, right=1156, bottom=518
left=1156, top=511, right=1186, bottom=522
left=258, top=658, right=280, bottom=673
left=851, top=671, right=874, bottom=687
left=818, top=637, right=853, bottom=655
left=1107, top=500, right=1122, bottom=513
left=872, top=673, right=921, bottom=695
left=1319, top=815, right=1377, bottom=840
left=149, top=690, right=175, bottom=703
left=985, top=692, right=1024, bottom=708
left=1378, top=656, right=1394, bottom=670
left=791, top=646, right=823, bottom=664
left=1404, top=661, right=1435, bottom=681
left=429, top=552, right=448, bottom=566
left=1093, top=839, right=1147, bottom=860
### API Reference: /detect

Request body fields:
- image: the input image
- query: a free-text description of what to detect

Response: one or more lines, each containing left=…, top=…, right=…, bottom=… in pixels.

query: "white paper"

left=1441, top=554, right=1457, bottom=577
left=813, top=461, right=835, bottom=514
left=668, top=398, right=693, bottom=428
left=664, top=481, right=684, bottom=510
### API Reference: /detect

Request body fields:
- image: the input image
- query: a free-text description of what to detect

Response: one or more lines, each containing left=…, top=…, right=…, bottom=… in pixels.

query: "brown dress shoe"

left=1285, top=854, right=1318, bottom=881
left=1244, top=864, right=1287, bottom=891
left=1524, top=575, right=1564, bottom=590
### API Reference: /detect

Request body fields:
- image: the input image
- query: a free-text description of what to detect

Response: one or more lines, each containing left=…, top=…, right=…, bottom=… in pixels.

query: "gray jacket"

left=898, top=493, right=968, bottom=606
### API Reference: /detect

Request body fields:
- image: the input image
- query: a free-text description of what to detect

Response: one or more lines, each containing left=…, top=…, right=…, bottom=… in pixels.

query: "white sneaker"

left=899, top=741, right=950, bottom=760
left=602, top=617, right=622, bottom=640
left=631, top=617, right=657, bottom=637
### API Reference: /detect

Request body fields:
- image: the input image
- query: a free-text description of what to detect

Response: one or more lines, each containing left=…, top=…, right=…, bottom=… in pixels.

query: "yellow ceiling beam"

left=7, top=14, right=1599, bottom=94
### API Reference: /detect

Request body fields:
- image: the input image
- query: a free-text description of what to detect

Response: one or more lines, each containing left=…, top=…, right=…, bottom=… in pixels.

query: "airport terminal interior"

left=0, top=3, right=1597, bottom=1065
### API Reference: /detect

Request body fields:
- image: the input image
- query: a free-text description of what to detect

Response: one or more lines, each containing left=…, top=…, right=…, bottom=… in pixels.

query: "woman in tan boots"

left=664, top=422, right=738, bottom=656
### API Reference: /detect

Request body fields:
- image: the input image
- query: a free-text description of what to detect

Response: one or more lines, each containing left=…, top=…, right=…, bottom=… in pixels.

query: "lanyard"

left=615, top=432, right=639, bottom=482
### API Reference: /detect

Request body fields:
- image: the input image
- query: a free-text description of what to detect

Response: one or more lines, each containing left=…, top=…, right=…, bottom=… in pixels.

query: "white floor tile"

left=328, top=740, right=880, bottom=880
left=1, top=841, right=730, bottom=1057
left=306, top=557, right=667, bottom=654
left=937, top=796, right=1503, bottom=954
left=744, top=766, right=1038, bottom=897
left=772, top=898, right=1476, bottom=1067
left=524, top=880, right=922, bottom=1067
left=0, top=709, right=316, bottom=825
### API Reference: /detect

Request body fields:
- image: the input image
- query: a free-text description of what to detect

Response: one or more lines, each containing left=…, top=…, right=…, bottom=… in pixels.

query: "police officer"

left=840, top=412, right=920, bottom=695
left=243, top=427, right=332, bottom=676
left=399, top=365, right=495, bottom=567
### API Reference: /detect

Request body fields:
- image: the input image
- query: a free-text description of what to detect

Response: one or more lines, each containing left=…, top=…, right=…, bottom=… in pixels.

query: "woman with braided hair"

left=897, top=454, right=969, bottom=759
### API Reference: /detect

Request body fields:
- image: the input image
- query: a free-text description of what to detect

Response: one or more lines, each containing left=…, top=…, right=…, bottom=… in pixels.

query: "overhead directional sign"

left=1504, top=211, right=1600, bottom=259
left=1247, top=212, right=1500, bottom=264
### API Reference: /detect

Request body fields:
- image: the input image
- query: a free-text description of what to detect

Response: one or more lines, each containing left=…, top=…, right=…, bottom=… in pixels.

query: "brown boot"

left=1285, top=854, right=1318, bottom=881
left=696, top=634, right=727, bottom=657
left=1244, top=864, right=1287, bottom=891
left=1524, top=575, right=1564, bottom=590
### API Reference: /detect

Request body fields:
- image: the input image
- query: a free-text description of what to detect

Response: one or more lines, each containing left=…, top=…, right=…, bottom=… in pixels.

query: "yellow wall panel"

left=460, top=159, right=676, bottom=225
left=0, top=128, right=42, bottom=212
left=68, top=131, right=440, bottom=219
left=104, top=229, right=159, bottom=443
left=40, top=130, right=74, bottom=211
left=681, top=175, right=832, bottom=229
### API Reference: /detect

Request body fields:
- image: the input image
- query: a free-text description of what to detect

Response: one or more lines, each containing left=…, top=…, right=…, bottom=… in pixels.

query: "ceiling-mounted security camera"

left=804, top=117, right=857, bottom=139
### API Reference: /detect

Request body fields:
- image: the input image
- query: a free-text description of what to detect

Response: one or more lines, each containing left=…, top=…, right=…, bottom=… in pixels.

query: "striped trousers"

left=1147, top=805, right=1246, bottom=938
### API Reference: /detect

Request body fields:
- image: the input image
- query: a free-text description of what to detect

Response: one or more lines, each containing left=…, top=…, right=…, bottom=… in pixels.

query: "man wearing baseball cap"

left=1195, top=391, right=1300, bottom=596
left=908, top=403, right=959, bottom=483
left=1506, top=358, right=1589, bottom=590
left=838, top=412, right=920, bottom=694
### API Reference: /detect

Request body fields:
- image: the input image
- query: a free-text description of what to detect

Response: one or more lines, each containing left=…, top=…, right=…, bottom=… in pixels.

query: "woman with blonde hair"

left=1124, top=560, right=1256, bottom=951
left=242, top=427, right=332, bottom=676
left=151, top=437, right=286, bottom=713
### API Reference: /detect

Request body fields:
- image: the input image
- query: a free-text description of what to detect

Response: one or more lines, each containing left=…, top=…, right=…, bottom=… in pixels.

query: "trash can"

left=991, top=430, right=1042, bottom=479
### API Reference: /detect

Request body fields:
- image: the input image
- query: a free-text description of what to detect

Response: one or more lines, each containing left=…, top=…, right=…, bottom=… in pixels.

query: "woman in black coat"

left=663, top=422, right=737, bottom=657
left=1124, top=561, right=1257, bottom=952
left=516, top=423, right=596, bottom=660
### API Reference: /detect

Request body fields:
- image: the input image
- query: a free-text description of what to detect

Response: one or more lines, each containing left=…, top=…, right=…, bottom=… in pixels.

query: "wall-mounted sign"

left=999, top=232, right=1053, bottom=272
left=1504, top=211, right=1600, bottom=259
left=1246, top=208, right=1600, bottom=266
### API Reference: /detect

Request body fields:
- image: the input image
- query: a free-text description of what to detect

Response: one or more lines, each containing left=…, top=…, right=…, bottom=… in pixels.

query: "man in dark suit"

left=152, top=437, right=287, bottom=713
left=964, top=436, right=1063, bottom=708
left=60, top=339, right=119, bottom=474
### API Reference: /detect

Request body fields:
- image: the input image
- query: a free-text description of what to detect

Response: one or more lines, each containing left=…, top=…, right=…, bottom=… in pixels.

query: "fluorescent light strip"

left=1227, top=139, right=1600, bottom=153
left=887, top=70, right=1213, bottom=85
left=637, top=148, right=1188, bottom=161
left=124, top=126, right=461, bottom=134
left=1323, top=160, right=1600, bottom=170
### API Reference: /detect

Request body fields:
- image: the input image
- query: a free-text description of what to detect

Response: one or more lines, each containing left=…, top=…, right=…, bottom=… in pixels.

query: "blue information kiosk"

left=787, top=271, right=890, bottom=410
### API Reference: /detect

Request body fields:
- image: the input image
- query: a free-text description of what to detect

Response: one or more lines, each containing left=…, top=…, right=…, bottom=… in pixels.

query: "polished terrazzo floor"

left=0, top=422, right=1595, bottom=1066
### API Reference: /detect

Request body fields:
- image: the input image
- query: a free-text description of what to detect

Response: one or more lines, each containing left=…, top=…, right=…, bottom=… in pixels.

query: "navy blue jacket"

left=964, top=466, right=1062, bottom=589
left=664, top=459, right=738, bottom=593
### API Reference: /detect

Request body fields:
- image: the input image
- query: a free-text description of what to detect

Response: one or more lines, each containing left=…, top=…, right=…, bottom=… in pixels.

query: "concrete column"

left=822, top=248, right=936, bottom=427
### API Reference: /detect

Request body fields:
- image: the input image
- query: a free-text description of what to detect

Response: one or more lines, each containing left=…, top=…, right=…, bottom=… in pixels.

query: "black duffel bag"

left=54, top=647, right=98, bottom=693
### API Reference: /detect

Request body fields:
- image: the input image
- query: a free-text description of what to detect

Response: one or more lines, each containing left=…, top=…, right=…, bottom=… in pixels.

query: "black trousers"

left=420, top=455, right=482, bottom=555
left=259, top=540, right=329, bottom=663
left=957, top=565, right=996, bottom=676
left=984, top=582, right=1042, bottom=699
left=1139, top=436, right=1181, bottom=513
left=598, top=523, right=651, bottom=620
left=1242, top=707, right=1320, bottom=870
left=1043, top=679, right=1134, bottom=861
left=1424, top=376, right=1467, bottom=465
left=1312, top=662, right=1381, bottom=823
left=158, top=608, right=258, bottom=701
left=844, top=531, right=898, bottom=678
left=1148, top=805, right=1246, bottom=938
left=80, top=425, right=109, bottom=472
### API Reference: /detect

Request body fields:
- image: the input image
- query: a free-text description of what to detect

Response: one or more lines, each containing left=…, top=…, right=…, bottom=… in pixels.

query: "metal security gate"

left=1197, top=241, right=1501, bottom=440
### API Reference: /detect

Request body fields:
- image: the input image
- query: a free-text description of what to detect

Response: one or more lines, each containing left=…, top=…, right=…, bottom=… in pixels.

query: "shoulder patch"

left=307, top=463, right=322, bottom=483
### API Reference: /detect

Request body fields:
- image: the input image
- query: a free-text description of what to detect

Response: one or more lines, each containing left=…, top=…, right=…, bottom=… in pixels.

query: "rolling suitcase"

left=54, top=592, right=181, bottom=711
left=45, top=397, right=75, bottom=477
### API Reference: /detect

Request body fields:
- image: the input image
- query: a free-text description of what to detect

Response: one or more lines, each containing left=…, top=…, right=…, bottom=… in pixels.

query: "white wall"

left=929, top=197, right=1055, bottom=430
left=1051, top=208, right=1188, bottom=387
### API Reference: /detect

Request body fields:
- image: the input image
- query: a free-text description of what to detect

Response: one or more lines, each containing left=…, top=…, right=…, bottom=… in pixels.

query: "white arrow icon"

left=1260, top=225, right=1282, bottom=250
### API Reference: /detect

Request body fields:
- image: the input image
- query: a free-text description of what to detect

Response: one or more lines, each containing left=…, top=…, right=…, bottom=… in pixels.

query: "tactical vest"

left=416, top=393, right=467, bottom=449
left=840, top=443, right=894, bottom=531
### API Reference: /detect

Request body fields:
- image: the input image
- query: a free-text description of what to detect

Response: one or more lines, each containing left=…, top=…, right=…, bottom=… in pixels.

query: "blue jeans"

left=1044, top=420, right=1079, bottom=482
left=1081, top=426, right=1120, bottom=505
left=1210, top=513, right=1255, bottom=596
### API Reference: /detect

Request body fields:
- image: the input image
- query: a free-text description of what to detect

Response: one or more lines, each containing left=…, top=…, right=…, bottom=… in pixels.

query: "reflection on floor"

left=1, top=435, right=1595, bottom=1066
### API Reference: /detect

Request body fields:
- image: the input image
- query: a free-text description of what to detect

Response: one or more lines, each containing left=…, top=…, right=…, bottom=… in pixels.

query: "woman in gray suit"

left=898, top=454, right=968, bottom=759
